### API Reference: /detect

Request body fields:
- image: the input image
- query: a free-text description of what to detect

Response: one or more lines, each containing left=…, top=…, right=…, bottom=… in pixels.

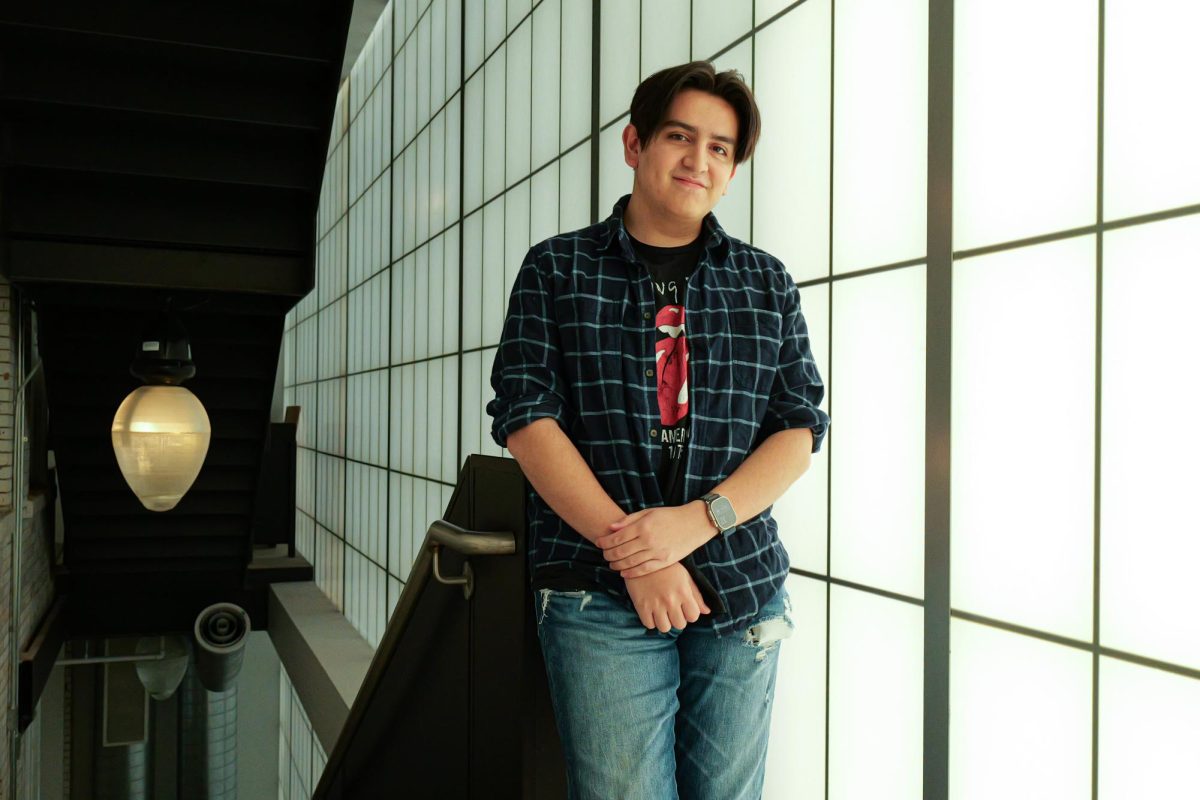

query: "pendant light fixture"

left=111, top=309, right=211, bottom=512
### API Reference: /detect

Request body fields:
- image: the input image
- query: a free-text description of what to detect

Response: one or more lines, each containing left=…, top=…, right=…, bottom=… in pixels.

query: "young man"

left=487, top=61, right=829, bottom=799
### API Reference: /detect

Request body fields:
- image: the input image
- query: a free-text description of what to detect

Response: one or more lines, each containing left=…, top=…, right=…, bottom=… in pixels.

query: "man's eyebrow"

left=661, top=119, right=737, bottom=147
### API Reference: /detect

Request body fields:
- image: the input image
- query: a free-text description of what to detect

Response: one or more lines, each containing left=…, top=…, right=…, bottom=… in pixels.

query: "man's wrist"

left=686, top=499, right=720, bottom=543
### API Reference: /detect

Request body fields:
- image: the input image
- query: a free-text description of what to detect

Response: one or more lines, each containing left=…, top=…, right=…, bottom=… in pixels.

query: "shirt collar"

left=599, top=193, right=731, bottom=263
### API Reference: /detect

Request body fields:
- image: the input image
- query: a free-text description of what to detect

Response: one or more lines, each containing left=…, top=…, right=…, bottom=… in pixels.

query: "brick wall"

left=0, top=276, right=54, bottom=798
left=0, top=280, right=13, bottom=509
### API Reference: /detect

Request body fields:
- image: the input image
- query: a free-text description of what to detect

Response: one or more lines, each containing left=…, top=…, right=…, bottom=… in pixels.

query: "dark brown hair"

left=628, top=61, right=761, bottom=164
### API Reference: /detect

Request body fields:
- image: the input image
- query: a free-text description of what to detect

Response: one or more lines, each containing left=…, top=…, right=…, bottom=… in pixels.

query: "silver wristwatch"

left=700, top=493, right=737, bottom=536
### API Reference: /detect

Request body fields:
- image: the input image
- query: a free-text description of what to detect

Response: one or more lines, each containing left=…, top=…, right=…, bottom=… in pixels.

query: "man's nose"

left=681, top=142, right=707, bottom=172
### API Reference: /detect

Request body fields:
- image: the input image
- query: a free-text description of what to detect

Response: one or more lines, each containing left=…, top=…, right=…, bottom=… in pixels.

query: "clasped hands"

left=598, top=502, right=718, bottom=632
left=594, top=502, right=715, bottom=579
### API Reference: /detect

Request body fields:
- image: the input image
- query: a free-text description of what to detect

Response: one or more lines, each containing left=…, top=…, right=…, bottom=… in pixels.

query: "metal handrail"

left=428, top=520, right=515, bottom=600
left=427, top=519, right=515, bottom=556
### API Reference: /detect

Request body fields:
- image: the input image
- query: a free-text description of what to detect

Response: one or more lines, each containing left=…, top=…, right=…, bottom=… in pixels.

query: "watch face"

left=711, top=496, right=737, bottom=530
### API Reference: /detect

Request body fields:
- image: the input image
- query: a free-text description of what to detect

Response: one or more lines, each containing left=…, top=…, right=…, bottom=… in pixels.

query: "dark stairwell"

left=0, top=0, right=354, bottom=638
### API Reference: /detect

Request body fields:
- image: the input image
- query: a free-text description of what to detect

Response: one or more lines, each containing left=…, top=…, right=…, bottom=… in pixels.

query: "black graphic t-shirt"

left=627, top=232, right=703, bottom=507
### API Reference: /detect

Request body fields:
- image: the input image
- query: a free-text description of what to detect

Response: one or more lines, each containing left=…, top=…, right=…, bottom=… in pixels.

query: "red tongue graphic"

left=655, top=305, right=688, bottom=426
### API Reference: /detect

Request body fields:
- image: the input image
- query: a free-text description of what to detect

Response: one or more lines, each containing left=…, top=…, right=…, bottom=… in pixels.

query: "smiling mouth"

left=675, top=178, right=705, bottom=189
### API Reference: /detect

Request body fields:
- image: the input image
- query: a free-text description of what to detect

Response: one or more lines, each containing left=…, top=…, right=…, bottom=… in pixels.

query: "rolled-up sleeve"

left=487, top=249, right=571, bottom=448
left=757, top=279, right=831, bottom=453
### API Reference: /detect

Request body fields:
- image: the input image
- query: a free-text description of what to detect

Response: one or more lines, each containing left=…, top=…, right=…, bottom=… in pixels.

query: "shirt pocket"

left=728, top=313, right=781, bottom=392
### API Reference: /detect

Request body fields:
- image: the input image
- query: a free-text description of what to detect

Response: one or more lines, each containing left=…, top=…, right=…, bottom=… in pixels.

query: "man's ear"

left=622, top=123, right=641, bottom=169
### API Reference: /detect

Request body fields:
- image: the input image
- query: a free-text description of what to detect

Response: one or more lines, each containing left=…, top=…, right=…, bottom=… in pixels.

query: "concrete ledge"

left=267, top=582, right=375, bottom=755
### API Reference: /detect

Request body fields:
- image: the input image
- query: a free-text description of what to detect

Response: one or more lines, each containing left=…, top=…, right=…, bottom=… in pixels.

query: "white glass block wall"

left=277, top=667, right=328, bottom=800
left=947, top=0, right=1200, bottom=796
left=283, top=0, right=592, bottom=652
left=279, top=0, right=1200, bottom=796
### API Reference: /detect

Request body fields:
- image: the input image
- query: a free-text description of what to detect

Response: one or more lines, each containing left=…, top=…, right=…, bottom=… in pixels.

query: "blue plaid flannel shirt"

left=487, top=194, right=830, bottom=637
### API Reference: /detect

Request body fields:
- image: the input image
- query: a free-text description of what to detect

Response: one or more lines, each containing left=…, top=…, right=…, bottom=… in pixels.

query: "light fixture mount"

left=130, top=310, right=196, bottom=386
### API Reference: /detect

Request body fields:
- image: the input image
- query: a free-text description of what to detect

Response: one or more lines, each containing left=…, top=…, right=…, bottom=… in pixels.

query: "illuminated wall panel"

left=692, top=0, right=752, bottom=61
left=830, top=266, right=925, bottom=599
left=641, top=0, right=689, bottom=79
left=599, top=0, right=638, bottom=126
left=763, top=574, right=827, bottom=800
left=752, top=0, right=831, bottom=284
left=953, top=0, right=1096, bottom=251
left=1101, top=215, right=1200, bottom=670
left=949, top=620, right=1092, bottom=799
left=832, top=0, right=926, bottom=274
left=828, top=586, right=923, bottom=800
left=1098, top=658, right=1200, bottom=798
left=597, top=118, right=628, bottom=216
left=951, top=237, right=1095, bottom=639
left=530, top=0, right=561, bottom=170
left=1104, top=0, right=1200, bottom=221
left=559, top=0, right=591, bottom=149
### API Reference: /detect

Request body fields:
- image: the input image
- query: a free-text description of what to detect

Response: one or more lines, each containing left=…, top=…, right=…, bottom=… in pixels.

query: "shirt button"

left=651, top=429, right=658, bottom=438
left=643, top=311, right=652, bottom=320
left=644, top=368, right=654, bottom=378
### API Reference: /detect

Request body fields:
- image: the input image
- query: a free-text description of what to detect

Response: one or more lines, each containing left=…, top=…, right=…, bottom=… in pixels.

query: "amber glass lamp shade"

left=111, top=385, right=211, bottom=512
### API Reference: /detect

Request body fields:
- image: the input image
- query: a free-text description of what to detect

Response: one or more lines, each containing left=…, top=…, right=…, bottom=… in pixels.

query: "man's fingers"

left=637, top=608, right=655, bottom=629
left=682, top=597, right=700, bottom=624
left=611, top=551, right=653, bottom=572
left=608, top=509, right=651, bottom=533
left=603, top=541, right=645, bottom=563
left=653, top=609, right=672, bottom=633
left=596, top=530, right=628, bottom=549
left=692, top=586, right=711, bottom=615
left=668, top=606, right=687, bottom=631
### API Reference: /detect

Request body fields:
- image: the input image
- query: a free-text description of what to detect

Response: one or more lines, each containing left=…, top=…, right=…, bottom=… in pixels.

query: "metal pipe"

left=426, top=519, right=515, bottom=556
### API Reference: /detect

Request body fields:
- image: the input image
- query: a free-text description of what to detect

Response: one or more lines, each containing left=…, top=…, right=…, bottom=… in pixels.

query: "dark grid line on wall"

left=925, top=1, right=953, bottom=798
left=494, top=0, right=506, bottom=452
left=387, top=7, right=398, bottom=619
left=792, top=568, right=923, bottom=610
left=589, top=0, right=600, bottom=224
left=952, top=202, right=1200, bottom=262
left=555, top=0, right=563, bottom=262
left=1091, top=1, right=1105, bottom=797
left=423, top=0, right=434, bottom=538
left=456, top=0, right=467, bottom=481
left=343, top=71, right=354, bottom=617
left=948, top=608, right=1200, bottom=684
left=822, top=3, right=835, bottom=797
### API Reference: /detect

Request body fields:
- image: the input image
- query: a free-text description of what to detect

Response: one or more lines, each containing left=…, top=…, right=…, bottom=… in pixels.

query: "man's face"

left=623, top=88, right=739, bottom=225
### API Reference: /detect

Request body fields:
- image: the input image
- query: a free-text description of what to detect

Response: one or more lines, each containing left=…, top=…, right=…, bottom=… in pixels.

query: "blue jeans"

left=534, top=583, right=793, bottom=800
